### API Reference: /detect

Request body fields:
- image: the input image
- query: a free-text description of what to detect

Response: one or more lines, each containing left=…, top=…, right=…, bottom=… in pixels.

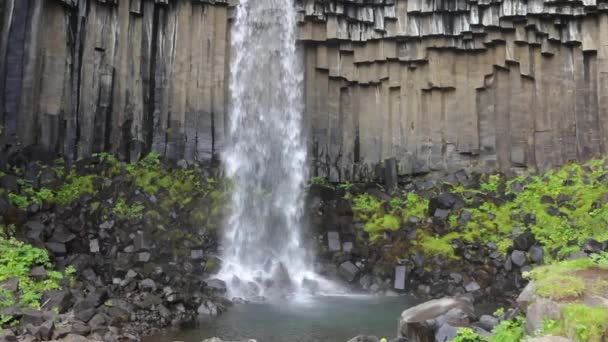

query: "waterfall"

left=218, top=0, right=335, bottom=300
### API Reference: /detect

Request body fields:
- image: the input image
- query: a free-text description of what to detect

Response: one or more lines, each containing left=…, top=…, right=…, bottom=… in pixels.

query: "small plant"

left=489, top=316, right=525, bottom=342
left=561, top=304, right=608, bottom=342
left=493, top=307, right=505, bottom=317
left=454, top=328, right=485, bottom=342
left=112, top=198, right=145, bottom=220
left=0, top=237, right=65, bottom=311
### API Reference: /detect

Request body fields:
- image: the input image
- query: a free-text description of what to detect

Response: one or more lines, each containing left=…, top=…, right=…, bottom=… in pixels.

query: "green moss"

left=561, top=304, right=608, bottom=342
left=112, top=198, right=145, bottom=220
left=416, top=232, right=458, bottom=259
left=525, top=256, right=608, bottom=300
left=364, top=214, right=400, bottom=239
left=54, top=172, right=97, bottom=206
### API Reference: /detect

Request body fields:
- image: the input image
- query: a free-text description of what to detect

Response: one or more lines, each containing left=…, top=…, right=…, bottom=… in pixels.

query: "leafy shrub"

left=489, top=316, right=525, bottom=342
left=454, top=328, right=485, bottom=342
left=0, top=238, right=64, bottom=311
left=112, top=198, right=145, bottom=220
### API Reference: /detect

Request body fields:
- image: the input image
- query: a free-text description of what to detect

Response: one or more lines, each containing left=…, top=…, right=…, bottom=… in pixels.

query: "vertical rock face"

left=0, top=0, right=230, bottom=163
left=2, top=0, right=608, bottom=181
left=301, top=0, right=608, bottom=181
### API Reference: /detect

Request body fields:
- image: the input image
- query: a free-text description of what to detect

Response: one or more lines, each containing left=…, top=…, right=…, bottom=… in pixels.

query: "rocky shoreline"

left=2, top=154, right=608, bottom=341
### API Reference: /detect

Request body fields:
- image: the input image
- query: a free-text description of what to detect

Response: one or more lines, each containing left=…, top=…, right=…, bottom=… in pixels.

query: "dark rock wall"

left=2, top=0, right=608, bottom=181
left=0, top=0, right=230, bottom=163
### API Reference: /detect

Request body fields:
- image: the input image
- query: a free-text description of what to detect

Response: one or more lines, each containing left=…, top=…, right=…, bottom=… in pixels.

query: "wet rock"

left=399, top=297, right=474, bottom=339
left=271, top=262, right=295, bottom=296
left=394, top=265, right=407, bottom=291
left=302, top=278, right=320, bottom=294
left=327, top=231, right=341, bottom=252
left=342, top=242, right=354, bottom=253
left=206, top=279, right=227, bottom=293
left=338, top=261, right=360, bottom=282
left=197, top=300, right=219, bottom=316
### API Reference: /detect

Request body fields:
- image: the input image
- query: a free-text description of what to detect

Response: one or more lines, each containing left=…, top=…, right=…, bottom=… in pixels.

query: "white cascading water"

left=218, top=0, right=337, bottom=300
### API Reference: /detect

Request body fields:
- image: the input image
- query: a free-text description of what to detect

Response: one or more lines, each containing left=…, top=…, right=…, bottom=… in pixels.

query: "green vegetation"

left=347, top=160, right=608, bottom=261
left=0, top=237, right=66, bottom=324
left=524, top=254, right=608, bottom=300
left=453, top=328, right=485, bottom=342
left=560, top=304, right=608, bottom=342
left=6, top=171, right=96, bottom=209
left=454, top=316, right=525, bottom=342
left=112, top=198, right=145, bottom=220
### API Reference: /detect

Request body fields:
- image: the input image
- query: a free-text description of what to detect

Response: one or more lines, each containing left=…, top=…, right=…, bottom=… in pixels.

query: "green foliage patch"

left=0, top=237, right=66, bottom=324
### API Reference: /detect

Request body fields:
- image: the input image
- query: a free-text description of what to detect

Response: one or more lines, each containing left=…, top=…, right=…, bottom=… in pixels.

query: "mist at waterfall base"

left=216, top=0, right=340, bottom=300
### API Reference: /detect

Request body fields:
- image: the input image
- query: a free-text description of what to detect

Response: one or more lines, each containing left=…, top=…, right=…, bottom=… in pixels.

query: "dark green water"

left=145, top=296, right=419, bottom=342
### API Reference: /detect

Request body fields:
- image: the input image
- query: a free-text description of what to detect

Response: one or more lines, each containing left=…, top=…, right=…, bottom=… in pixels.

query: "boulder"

left=190, top=249, right=204, bottom=260
left=477, top=315, right=499, bottom=331
left=511, top=250, right=528, bottom=267
left=513, top=232, right=536, bottom=251
left=399, top=297, right=475, bottom=339
left=435, top=323, right=459, bottom=342
left=46, top=242, right=67, bottom=256
left=582, top=238, right=604, bottom=254
left=197, top=300, right=219, bottom=316
left=394, top=265, right=407, bottom=291
left=30, top=266, right=47, bottom=280
left=524, top=298, right=562, bottom=335
left=327, top=231, right=341, bottom=252
left=1, top=277, right=19, bottom=292
left=529, top=246, right=544, bottom=264
left=339, top=261, right=360, bottom=282
left=464, top=281, right=480, bottom=293
left=206, top=279, right=227, bottom=293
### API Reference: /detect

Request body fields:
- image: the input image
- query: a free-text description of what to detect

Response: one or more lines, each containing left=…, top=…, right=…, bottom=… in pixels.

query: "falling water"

left=218, top=0, right=336, bottom=299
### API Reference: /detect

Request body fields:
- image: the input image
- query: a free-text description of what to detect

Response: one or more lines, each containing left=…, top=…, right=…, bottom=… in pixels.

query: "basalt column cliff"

left=2, top=0, right=608, bottom=181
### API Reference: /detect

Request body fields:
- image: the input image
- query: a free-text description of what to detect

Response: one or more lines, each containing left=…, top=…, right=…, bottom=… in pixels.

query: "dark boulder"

left=513, top=232, right=536, bottom=251
left=582, top=239, right=604, bottom=254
